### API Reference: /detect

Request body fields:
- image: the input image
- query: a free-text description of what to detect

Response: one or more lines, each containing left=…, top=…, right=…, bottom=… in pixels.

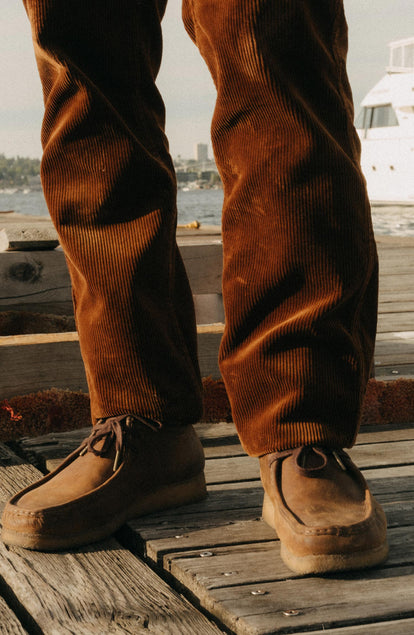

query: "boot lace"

left=79, top=414, right=162, bottom=471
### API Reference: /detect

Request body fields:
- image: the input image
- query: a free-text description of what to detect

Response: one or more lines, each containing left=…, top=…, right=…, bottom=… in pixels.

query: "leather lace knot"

left=79, top=414, right=162, bottom=471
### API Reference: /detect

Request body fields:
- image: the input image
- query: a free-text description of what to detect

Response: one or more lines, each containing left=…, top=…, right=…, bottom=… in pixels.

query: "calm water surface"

left=1, top=188, right=413, bottom=236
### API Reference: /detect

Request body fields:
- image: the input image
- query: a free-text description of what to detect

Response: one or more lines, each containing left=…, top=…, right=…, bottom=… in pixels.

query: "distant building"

left=194, top=143, right=209, bottom=163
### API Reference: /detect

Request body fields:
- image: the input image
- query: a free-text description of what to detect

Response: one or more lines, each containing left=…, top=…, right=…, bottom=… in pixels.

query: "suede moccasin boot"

left=1, top=415, right=206, bottom=551
left=260, top=446, right=388, bottom=574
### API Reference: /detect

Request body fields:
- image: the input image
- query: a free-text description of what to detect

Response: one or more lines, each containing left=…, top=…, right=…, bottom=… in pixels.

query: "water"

left=1, top=188, right=413, bottom=236
left=0, top=188, right=223, bottom=226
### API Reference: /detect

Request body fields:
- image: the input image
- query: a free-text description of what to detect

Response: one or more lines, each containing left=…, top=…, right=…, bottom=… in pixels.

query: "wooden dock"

left=0, top=212, right=413, bottom=633
left=0, top=421, right=413, bottom=633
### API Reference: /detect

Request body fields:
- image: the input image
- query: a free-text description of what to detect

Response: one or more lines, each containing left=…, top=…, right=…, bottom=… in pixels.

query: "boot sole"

left=2, top=472, right=207, bottom=551
left=262, top=492, right=389, bottom=574
left=280, top=541, right=389, bottom=575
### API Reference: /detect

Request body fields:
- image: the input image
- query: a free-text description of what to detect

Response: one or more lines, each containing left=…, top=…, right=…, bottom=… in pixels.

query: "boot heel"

left=128, top=470, right=207, bottom=519
left=166, top=471, right=207, bottom=507
left=262, top=492, right=276, bottom=528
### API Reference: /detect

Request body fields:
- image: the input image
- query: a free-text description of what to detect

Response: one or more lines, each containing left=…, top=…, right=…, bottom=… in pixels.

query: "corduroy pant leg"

left=183, top=0, right=378, bottom=454
left=23, top=0, right=203, bottom=425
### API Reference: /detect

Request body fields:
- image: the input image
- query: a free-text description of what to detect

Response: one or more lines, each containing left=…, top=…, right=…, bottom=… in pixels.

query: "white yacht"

left=355, top=37, right=414, bottom=205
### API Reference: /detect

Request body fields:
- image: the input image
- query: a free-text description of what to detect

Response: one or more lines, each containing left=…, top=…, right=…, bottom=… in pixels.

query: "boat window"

left=389, top=41, right=414, bottom=71
left=370, top=105, right=399, bottom=128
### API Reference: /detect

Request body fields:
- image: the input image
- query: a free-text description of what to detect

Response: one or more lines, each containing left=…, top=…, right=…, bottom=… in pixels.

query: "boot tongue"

left=293, top=446, right=349, bottom=476
left=294, top=446, right=329, bottom=474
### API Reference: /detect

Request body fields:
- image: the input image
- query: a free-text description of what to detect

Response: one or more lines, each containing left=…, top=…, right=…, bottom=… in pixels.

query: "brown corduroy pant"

left=23, top=0, right=378, bottom=456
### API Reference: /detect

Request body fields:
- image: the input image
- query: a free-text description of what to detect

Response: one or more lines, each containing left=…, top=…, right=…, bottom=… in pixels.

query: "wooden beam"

left=0, top=326, right=224, bottom=398
left=0, top=242, right=223, bottom=314
left=0, top=222, right=59, bottom=251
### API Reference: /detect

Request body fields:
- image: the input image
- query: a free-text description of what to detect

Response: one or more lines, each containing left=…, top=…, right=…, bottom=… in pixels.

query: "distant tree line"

left=0, top=154, right=41, bottom=189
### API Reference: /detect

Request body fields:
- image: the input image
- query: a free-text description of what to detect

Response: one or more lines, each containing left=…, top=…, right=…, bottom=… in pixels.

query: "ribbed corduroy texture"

left=23, top=0, right=203, bottom=424
left=24, top=0, right=377, bottom=455
left=183, top=0, right=378, bottom=454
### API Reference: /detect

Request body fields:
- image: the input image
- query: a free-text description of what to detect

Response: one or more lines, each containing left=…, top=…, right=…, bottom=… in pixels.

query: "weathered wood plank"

left=122, top=470, right=413, bottom=548
left=164, top=525, right=414, bottom=590
left=5, top=216, right=413, bottom=247
left=204, top=443, right=247, bottom=459
left=1, top=230, right=413, bottom=399
left=0, top=242, right=223, bottom=315
left=15, top=422, right=414, bottom=472
left=0, top=540, right=223, bottom=635
left=364, top=464, right=414, bottom=495
left=4, top=446, right=409, bottom=634
left=197, top=328, right=222, bottom=379
left=0, top=443, right=43, bottom=511
left=350, top=440, right=414, bottom=468
left=203, top=433, right=414, bottom=463
left=377, top=273, right=414, bottom=290
left=374, top=335, right=414, bottom=372
left=187, top=566, right=414, bottom=635
left=19, top=423, right=239, bottom=472
left=378, top=255, right=414, bottom=268
left=0, top=214, right=222, bottom=242
left=13, top=428, right=414, bottom=564
left=143, top=519, right=275, bottom=566
left=378, top=255, right=414, bottom=267
left=205, top=456, right=258, bottom=484
left=375, top=330, right=414, bottom=342
left=128, top=481, right=264, bottom=522
left=0, top=250, right=73, bottom=315
left=0, top=332, right=89, bottom=397
left=377, top=313, right=414, bottom=333
left=0, top=595, right=28, bottom=634
left=15, top=423, right=414, bottom=482
left=3, top=325, right=413, bottom=398
left=181, top=243, right=223, bottom=295
left=196, top=422, right=238, bottom=443
left=0, top=326, right=223, bottom=398
left=292, top=618, right=414, bottom=634
left=122, top=439, right=414, bottom=635
left=379, top=293, right=414, bottom=305
left=378, top=301, right=414, bottom=313
left=0, top=443, right=224, bottom=634
left=0, top=223, right=59, bottom=251
left=125, top=506, right=263, bottom=541
left=374, top=367, right=414, bottom=380
left=376, top=235, right=414, bottom=248
left=203, top=440, right=414, bottom=485
left=1, top=232, right=412, bottom=318
left=194, top=293, right=224, bottom=325
left=356, top=423, right=414, bottom=444
left=138, top=457, right=412, bottom=523
left=128, top=493, right=414, bottom=570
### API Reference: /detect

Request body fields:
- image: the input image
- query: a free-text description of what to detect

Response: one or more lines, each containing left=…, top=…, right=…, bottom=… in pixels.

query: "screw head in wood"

left=199, top=551, right=213, bottom=557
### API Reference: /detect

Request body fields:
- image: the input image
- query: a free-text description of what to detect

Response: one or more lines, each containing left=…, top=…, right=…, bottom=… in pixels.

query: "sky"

left=0, top=1, right=413, bottom=160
